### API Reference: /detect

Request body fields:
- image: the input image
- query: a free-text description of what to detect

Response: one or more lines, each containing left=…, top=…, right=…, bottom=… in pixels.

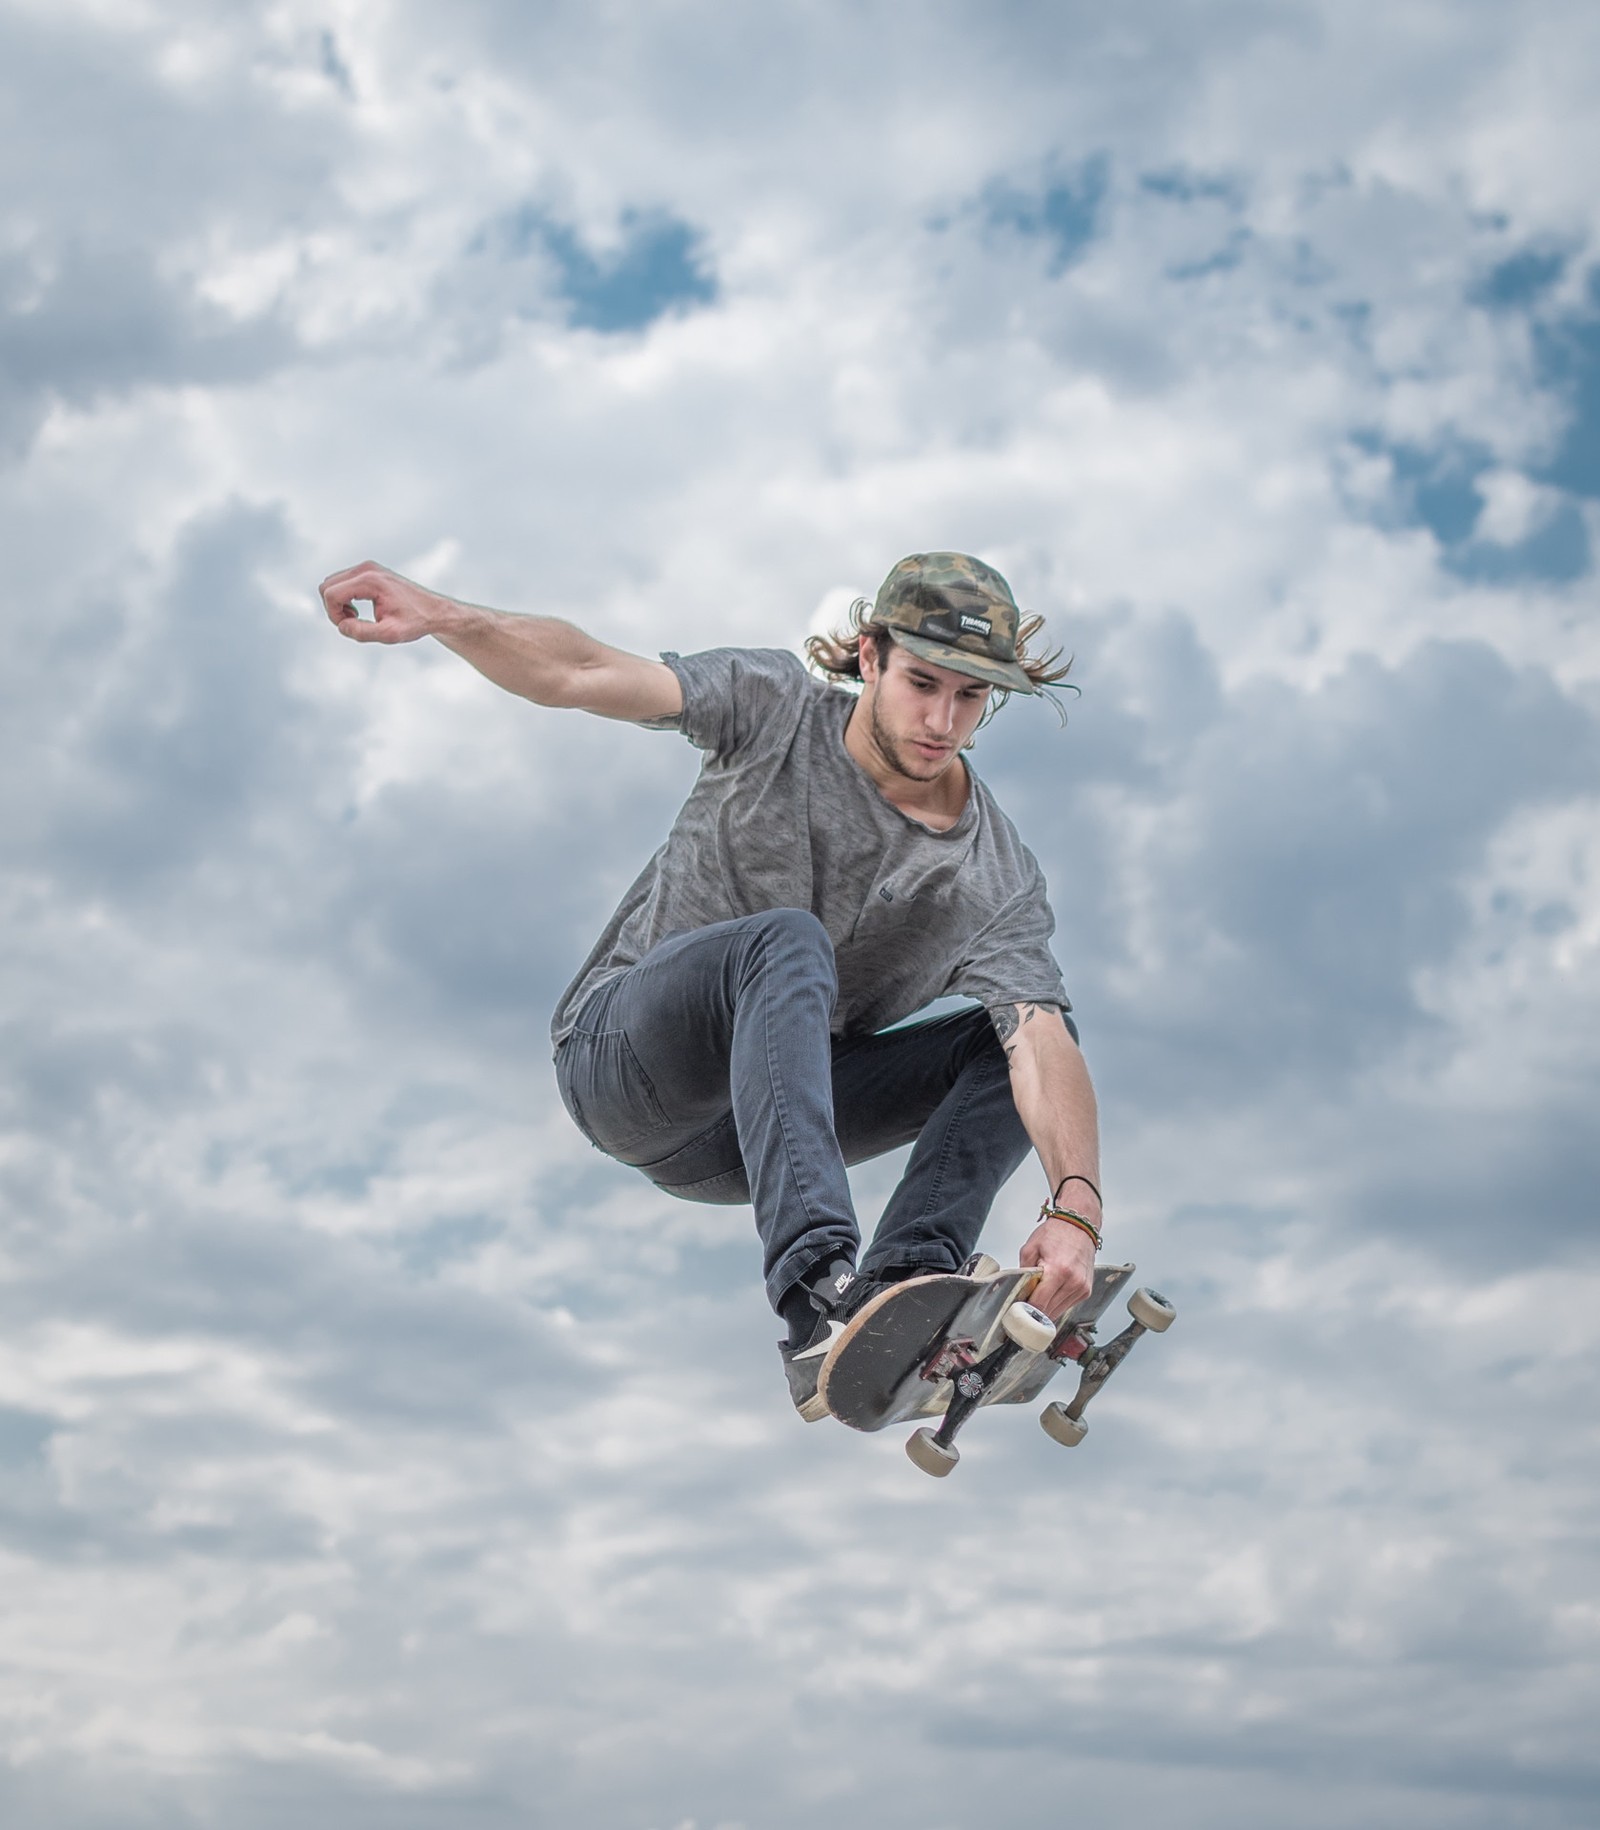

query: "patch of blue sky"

left=1532, top=288, right=1600, bottom=500
left=1465, top=253, right=1600, bottom=502
left=1472, top=247, right=1566, bottom=311
left=981, top=153, right=1109, bottom=272
left=1452, top=502, right=1591, bottom=586
left=1354, top=434, right=1591, bottom=586
left=1342, top=267, right=1600, bottom=586
left=1379, top=439, right=1488, bottom=546
left=500, top=206, right=717, bottom=334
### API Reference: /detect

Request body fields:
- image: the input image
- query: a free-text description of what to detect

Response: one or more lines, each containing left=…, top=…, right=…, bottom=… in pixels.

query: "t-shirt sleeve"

left=656, top=647, right=808, bottom=757
left=948, top=877, right=1073, bottom=1020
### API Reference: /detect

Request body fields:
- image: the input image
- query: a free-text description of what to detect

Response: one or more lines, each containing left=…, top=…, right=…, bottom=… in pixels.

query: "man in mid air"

left=321, top=552, right=1104, bottom=1420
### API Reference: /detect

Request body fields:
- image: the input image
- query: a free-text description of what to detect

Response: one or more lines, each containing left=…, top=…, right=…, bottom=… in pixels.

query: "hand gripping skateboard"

left=816, top=1254, right=1175, bottom=1477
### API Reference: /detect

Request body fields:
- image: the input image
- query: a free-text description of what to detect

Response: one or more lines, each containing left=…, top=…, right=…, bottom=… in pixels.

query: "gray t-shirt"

left=550, top=647, right=1070, bottom=1047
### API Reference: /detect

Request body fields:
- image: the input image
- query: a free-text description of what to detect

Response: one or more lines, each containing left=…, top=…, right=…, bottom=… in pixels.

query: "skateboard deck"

left=816, top=1257, right=1173, bottom=1477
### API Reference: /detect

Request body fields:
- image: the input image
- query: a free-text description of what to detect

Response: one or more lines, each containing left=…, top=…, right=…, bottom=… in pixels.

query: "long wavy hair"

left=804, top=599, right=1078, bottom=727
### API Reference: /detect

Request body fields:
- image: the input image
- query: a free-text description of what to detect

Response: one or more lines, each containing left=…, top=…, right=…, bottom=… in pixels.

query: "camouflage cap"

left=872, top=552, right=1038, bottom=695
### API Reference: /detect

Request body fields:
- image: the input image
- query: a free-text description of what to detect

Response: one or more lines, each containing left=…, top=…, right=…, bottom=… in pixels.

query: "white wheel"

left=961, top=1252, right=1001, bottom=1279
left=1040, top=1403, right=1088, bottom=1447
left=905, top=1428, right=960, bottom=1477
left=1001, top=1301, right=1056, bottom=1355
left=1128, top=1287, right=1175, bottom=1332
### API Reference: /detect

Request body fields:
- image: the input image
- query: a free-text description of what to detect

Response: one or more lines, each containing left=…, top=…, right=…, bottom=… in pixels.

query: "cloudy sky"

left=3, top=1, right=1598, bottom=1825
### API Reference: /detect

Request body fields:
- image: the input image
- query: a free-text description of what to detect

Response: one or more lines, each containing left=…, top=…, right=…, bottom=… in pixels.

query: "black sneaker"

left=779, top=1261, right=901, bottom=1422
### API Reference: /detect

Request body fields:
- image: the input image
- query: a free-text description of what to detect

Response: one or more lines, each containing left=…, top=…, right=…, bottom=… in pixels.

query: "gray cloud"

left=26, top=506, right=313, bottom=891
left=0, top=12, right=346, bottom=453
left=0, top=12, right=339, bottom=233
left=988, top=621, right=1595, bottom=1074
left=0, top=244, right=294, bottom=457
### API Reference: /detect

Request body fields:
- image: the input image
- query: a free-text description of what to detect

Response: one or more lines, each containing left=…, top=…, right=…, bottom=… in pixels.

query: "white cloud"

left=1474, top=466, right=1559, bottom=544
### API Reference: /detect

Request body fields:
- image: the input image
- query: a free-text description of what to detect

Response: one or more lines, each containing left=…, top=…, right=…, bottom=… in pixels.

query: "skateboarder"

left=320, top=552, right=1105, bottom=1420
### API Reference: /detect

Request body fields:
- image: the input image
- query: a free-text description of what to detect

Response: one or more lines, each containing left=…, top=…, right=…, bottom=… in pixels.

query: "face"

left=857, top=638, right=992, bottom=783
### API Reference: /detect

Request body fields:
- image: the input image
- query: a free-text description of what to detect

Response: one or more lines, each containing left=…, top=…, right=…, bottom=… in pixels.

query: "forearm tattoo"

left=992, top=1001, right=1060, bottom=1064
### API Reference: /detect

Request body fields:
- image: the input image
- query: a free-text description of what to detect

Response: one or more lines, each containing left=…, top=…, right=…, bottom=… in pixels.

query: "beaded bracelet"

left=1039, top=1202, right=1102, bottom=1250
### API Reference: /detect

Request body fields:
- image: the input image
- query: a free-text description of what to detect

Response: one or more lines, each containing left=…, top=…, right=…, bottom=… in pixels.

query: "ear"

left=857, top=633, right=882, bottom=684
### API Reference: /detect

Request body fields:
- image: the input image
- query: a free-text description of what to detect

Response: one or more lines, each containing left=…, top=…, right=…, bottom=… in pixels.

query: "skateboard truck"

left=902, top=1296, right=1055, bottom=1475
left=1039, top=1287, right=1175, bottom=1449
left=905, top=1337, right=1018, bottom=1476
left=905, top=1286, right=1176, bottom=1477
left=920, top=1337, right=981, bottom=1383
left=1048, top=1324, right=1093, bottom=1363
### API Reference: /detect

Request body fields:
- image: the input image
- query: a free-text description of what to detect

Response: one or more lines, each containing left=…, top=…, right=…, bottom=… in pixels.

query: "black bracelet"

left=1052, top=1173, right=1102, bottom=1211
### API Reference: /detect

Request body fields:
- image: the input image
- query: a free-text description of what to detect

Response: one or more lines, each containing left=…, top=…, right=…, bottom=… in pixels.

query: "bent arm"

left=992, top=1002, right=1102, bottom=1318
left=319, top=560, right=683, bottom=725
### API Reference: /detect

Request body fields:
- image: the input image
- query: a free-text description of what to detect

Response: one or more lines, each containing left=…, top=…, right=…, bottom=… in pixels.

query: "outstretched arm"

left=991, top=1001, right=1102, bottom=1318
left=318, top=560, right=684, bottom=724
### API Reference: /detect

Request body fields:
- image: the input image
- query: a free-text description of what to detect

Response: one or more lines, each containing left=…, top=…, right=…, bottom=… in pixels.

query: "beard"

left=868, top=690, right=956, bottom=783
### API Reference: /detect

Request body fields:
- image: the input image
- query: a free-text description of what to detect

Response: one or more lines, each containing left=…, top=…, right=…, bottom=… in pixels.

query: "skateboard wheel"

left=1128, top=1287, right=1175, bottom=1332
left=1001, top=1301, right=1056, bottom=1355
left=960, top=1252, right=1001, bottom=1279
left=1040, top=1402, right=1088, bottom=1447
left=905, top=1428, right=960, bottom=1477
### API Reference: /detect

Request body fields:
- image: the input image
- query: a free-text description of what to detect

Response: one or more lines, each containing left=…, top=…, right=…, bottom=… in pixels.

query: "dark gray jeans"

left=553, top=908, right=1032, bottom=1310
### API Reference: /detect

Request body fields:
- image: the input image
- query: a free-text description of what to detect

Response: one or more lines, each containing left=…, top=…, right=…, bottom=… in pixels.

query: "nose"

left=927, top=694, right=957, bottom=735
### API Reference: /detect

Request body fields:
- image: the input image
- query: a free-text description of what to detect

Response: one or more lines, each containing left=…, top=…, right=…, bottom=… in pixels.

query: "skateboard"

left=816, top=1254, right=1174, bottom=1477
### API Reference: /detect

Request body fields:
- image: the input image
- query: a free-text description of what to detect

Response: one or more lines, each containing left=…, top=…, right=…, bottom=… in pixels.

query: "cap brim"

left=890, top=630, right=1038, bottom=694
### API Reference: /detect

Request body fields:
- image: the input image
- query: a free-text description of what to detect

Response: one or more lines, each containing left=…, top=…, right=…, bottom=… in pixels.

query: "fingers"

left=1017, top=1219, right=1095, bottom=1318
left=335, top=614, right=387, bottom=642
left=319, top=559, right=392, bottom=598
left=320, top=577, right=369, bottom=630
left=1033, top=1267, right=1094, bottom=1320
left=1027, top=1272, right=1080, bottom=1321
left=319, top=560, right=404, bottom=639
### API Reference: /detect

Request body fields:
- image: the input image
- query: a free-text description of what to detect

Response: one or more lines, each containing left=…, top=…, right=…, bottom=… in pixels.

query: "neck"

left=843, top=700, right=970, bottom=831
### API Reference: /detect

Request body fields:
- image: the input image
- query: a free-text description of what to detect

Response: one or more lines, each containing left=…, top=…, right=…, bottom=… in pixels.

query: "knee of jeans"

left=749, top=907, right=836, bottom=987
left=650, top=1168, right=751, bottom=1207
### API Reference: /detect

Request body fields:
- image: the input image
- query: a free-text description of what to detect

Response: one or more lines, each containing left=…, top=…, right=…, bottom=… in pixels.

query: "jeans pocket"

left=558, top=1029, right=671, bottom=1157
